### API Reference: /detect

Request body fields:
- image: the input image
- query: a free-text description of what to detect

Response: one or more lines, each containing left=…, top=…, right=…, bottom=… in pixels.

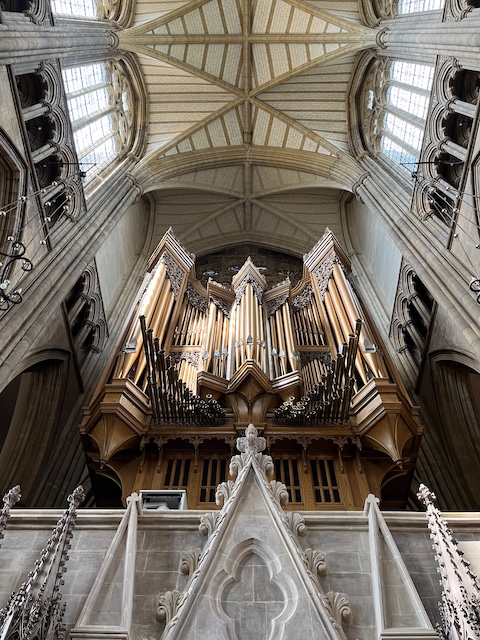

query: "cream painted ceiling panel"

left=304, top=0, right=360, bottom=21
left=148, top=183, right=344, bottom=256
left=158, top=104, right=244, bottom=156
left=134, top=0, right=192, bottom=26
left=182, top=203, right=246, bottom=242
left=138, top=53, right=238, bottom=154
left=251, top=166, right=335, bottom=194
left=257, top=188, right=345, bottom=241
left=171, top=166, right=246, bottom=195
left=252, top=202, right=316, bottom=244
left=257, top=54, right=356, bottom=151
left=128, top=0, right=374, bottom=255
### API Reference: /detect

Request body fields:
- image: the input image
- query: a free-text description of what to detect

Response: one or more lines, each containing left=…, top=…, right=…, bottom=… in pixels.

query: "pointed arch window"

left=62, top=61, right=133, bottom=173
left=363, top=60, right=434, bottom=173
left=51, top=0, right=98, bottom=18
left=397, top=0, right=444, bottom=12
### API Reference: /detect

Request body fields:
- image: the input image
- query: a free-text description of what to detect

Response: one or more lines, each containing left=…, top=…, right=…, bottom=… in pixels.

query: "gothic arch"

left=429, top=349, right=480, bottom=509
left=0, top=349, right=70, bottom=504
left=210, top=537, right=297, bottom=640
left=0, top=125, right=28, bottom=246
left=136, top=147, right=361, bottom=194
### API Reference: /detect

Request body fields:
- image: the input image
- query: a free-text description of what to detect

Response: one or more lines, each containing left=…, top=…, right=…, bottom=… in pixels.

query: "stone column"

left=22, top=102, right=49, bottom=121
left=380, top=11, right=480, bottom=70
left=354, top=158, right=480, bottom=359
left=0, top=17, right=116, bottom=67
left=31, top=141, right=57, bottom=164
left=440, top=137, right=467, bottom=162
left=447, top=98, right=477, bottom=120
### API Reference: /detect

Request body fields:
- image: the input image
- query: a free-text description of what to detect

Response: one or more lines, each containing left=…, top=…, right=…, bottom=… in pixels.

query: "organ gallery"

left=82, top=228, right=422, bottom=509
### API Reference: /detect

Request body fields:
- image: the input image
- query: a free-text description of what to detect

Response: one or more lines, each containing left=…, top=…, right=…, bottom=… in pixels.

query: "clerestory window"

left=51, top=0, right=98, bottom=18
left=62, top=61, right=133, bottom=175
left=363, top=60, right=434, bottom=173
left=397, top=0, right=444, bottom=12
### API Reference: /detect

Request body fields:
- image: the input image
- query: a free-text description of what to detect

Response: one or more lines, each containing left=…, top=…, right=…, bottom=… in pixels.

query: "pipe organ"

left=82, top=228, right=424, bottom=509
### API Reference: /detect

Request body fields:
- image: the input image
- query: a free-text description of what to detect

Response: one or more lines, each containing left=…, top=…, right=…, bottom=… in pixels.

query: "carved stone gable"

left=155, top=425, right=353, bottom=640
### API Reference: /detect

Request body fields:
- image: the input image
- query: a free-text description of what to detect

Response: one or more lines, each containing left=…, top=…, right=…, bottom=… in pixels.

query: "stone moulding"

left=210, top=538, right=298, bottom=640
left=364, top=494, right=437, bottom=640
left=70, top=493, right=140, bottom=640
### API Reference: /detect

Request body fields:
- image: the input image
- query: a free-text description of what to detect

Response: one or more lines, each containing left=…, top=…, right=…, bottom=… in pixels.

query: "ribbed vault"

left=124, top=0, right=377, bottom=255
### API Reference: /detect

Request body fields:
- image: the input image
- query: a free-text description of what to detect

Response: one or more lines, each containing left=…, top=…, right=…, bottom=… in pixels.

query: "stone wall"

left=1, top=508, right=479, bottom=639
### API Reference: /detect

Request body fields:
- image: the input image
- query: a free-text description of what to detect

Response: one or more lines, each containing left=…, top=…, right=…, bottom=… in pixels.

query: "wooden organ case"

left=81, top=229, right=423, bottom=509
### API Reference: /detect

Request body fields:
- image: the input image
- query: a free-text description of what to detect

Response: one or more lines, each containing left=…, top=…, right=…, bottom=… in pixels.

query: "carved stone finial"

left=230, top=425, right=274, bottom=479
left=2, top=485, right=21, bottom=509
left=418, top=482, right=480, bottom=640
left=417, top=483, right=436, bottom=506
left=236, top=424, right=266, bottom=455
left=0, top=485, right=21, bottom=544
left=0, top=485, right=83, bottom=639
left=68, top=485, right=85, bottom=508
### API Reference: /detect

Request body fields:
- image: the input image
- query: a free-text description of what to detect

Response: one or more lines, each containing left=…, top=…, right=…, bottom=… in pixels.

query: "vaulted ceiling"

left=122, top=0, right=377, bottom=256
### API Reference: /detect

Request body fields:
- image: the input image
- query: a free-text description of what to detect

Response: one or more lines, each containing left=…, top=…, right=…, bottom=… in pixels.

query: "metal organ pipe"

left=273, top=322, right=361, bottom=426
left=332, top=264, right=388, bottom=379
left=139, top=315, right=226, bottom=426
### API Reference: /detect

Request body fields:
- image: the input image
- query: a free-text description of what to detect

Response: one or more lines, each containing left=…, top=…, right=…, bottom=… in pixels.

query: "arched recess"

left=63, top=52, right=148, bottom=192
left=134, top=146, right=362, bottom=194
left=88, top=466, right=124, bottom=508
left=430, top=351, right=480, bottom=509
left=0, top=350, right=70, bottom=505
left=211, top=538, right=296, bottom=640
left=0, top=126, right=28, bottom=255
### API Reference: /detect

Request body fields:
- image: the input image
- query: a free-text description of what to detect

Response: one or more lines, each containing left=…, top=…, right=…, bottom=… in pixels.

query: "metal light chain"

left=469, top=277, right=480, bottom=304
left=0, top=240, right=33, bottom=311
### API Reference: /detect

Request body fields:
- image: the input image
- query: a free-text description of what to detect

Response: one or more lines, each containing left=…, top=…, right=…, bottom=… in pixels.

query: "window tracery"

left=361, top=58, right=434, bottom=173
left=360, top=0, right=445, bottom=26
left=62, top=60, right=134, bottom=174
left=49, top=0, right=124, bottom=21
left=397, top=0, right=444, bottom=12
left=50, top=0, right=97, bottom=17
